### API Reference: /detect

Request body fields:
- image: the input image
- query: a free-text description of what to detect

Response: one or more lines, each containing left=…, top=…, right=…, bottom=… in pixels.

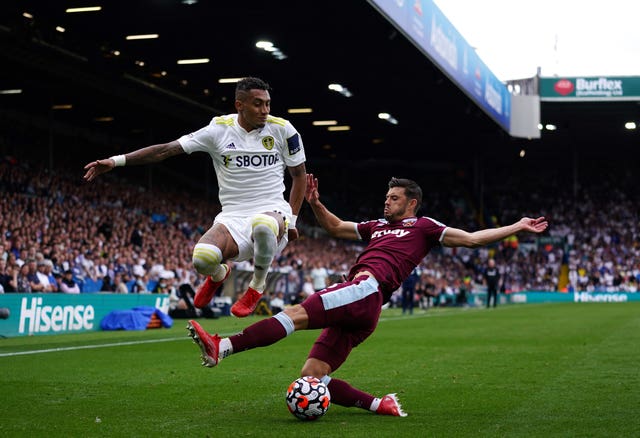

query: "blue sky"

left=434, top=0, right=640, bottom=81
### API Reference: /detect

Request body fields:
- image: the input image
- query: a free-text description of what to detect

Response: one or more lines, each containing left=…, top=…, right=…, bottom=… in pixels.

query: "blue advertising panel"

left=368, top=0, right=511, bottom=132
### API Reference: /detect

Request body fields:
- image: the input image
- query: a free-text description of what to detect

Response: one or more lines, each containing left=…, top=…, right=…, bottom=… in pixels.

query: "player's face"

left=236, top=89, right=271, bottom=131
left=383, top=187, right=414, bottom=222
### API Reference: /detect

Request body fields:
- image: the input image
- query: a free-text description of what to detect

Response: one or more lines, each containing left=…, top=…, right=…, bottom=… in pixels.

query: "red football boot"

left=376, top=394, right=407, bottom=417
left=193, top=265, right=230, bottom=309
left=186, top=320, right=221, bottom=367
left=230, top=287, right=262, bottom=317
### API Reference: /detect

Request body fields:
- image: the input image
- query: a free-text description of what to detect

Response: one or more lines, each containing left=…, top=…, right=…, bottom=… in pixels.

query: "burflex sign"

left=540, top=76, right=640, bottom=101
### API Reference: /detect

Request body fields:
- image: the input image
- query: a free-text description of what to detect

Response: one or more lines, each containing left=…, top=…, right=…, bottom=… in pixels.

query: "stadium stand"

left=1, top=151, right=637, bottom=308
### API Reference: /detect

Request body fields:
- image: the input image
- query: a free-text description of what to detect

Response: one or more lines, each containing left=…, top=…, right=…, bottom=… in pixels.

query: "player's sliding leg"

left=191, top=243, right=230, bottom=308
left=322, top=376, right=407, bottom=416
left=187, top=316, right=408, bottom=417
left=231, top=213, right=279, bottom=317
left=187, top=301, right=407, bottom=416
left=187, top=311, right=295, bottom=366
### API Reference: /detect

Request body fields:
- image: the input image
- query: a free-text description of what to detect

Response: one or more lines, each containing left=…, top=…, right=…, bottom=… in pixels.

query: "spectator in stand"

left=423, top=275, right=439, bottom=309
left=92, top=256, right=108, bottom=282
left=0, top=259, right=13, bottom=292
left=15, top=263, right=31, bottom=293
left=31, top=259, right=53, bottom=293
left=269, top=291, right=285, bottom=314
left=301, top=275, right=315, bottom=299
left=1, top=239, right=10, bottom=262
left=15, top=248, right=28, bottom=268
left=44, top=260, right=59, bottom=292
left=130, top=221, right=144, bottom=247
left=153, top=271, right=176, bottom=295
left=59, top=270, right=80, bottom=294
left=113, top=254, right=131, bottom=279
left=457, top=277, right=471, bottom=307
left=310, top=259, right=330, bottom=292
left=27, top=259, right=45, bottom=292
left=101, top=275, right=114, bottom=292
left=131, top=265, right=149, bottom=293
left=112, top=273, right=129, bottom=294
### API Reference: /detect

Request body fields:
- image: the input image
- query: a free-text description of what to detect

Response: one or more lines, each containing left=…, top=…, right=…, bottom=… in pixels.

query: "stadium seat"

left=81, top=278, right=103, bottom=293
left=146, top=280, right=158, bottom=292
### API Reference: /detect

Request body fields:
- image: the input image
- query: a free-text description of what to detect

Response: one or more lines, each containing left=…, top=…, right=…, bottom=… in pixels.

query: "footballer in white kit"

left=178, top=113, right=306, bottom=261
left=83, top=77, right=307, bottom=318
left=179, top=113, right=304, bottom=218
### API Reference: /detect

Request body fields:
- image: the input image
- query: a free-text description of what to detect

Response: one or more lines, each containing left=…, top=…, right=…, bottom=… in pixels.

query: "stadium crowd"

left=0, top=156, right=638, bottom=310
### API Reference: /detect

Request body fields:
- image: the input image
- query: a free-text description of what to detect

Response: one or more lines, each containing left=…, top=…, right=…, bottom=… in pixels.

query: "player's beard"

left=384, top=204, right=409, bottom=222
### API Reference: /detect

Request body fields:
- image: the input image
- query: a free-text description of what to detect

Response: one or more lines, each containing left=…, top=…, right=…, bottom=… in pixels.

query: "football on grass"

left=285, top=376, right=331, bottom=421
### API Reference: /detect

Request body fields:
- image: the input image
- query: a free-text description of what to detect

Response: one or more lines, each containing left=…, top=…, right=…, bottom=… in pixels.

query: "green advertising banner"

left=540, top=76, right=640, bottom=101
left=509, top=291, right=640, bottom=304
left=0, top=293, right=170, bottom=337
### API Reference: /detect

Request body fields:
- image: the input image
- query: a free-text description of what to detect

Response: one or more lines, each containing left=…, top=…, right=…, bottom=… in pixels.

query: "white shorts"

left=214, top=212, right=289, bottom=262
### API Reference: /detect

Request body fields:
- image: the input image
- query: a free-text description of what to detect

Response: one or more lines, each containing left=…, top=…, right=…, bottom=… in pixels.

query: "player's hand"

left=83, top=158, right=115, bottom=182
left=287, top=228, right=299, bottom=242
left=520, top=216, right=548, bottom=234
left=305, top=173, right=319, bottom=204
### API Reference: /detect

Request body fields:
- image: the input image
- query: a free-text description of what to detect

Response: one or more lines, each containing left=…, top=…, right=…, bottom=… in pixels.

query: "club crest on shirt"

left=261, top=136, right=275, bottom=150
left=402, top=218, right=417, bottom=227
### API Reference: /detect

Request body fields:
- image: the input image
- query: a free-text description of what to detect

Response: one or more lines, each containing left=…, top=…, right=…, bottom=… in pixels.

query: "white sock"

left=274, top=312, right=295, bottom=335
left=369, top=398, right=381, bottom=412
left=219, top=338, right=233, bottom=360
left=211, top=264, right=228, bottom=282
left=249, top=215, right=278, bottom=291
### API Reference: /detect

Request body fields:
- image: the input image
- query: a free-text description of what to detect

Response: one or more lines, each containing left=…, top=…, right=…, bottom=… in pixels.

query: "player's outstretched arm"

left=304, top=173, right=359, bottom=240
left=83, top=140, right=185, bottom=182
left=442, top=216, right=548, bottom=248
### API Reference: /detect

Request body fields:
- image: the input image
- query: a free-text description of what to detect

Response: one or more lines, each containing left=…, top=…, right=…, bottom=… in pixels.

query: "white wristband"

left=110, top=154, right=126, bottom=167
left=289, top=214, right=298, bottom=229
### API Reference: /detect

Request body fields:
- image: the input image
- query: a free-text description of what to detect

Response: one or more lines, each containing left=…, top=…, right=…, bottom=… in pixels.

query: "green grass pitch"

left=2, top=303, right=639, bottom=437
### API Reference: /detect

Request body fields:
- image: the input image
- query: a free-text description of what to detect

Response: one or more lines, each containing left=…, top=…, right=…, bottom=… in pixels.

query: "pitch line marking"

left=0, top=336, right=187, bottom=358
left=1, top=307, right=495, bottom=357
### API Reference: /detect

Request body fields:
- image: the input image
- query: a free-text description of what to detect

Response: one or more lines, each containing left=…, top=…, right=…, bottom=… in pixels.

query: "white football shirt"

left=178, top=114, right=306, bottom=215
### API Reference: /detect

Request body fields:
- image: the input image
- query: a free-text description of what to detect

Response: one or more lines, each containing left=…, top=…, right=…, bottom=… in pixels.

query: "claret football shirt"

left=349, top=216, right=447, bottom=301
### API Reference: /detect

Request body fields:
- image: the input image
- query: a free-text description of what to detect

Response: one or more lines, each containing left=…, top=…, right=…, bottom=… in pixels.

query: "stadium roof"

left=1, top=1, right=638, bottom=166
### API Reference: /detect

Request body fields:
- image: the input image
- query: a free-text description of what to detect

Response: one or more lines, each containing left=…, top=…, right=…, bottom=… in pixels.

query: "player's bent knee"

left=191, top=243, right=223, bottom=275
left=251, top=213, right=279, bottom=237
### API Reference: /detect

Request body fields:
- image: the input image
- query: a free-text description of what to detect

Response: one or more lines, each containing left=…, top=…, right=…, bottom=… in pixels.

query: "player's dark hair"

left=389, top=177, right=422, bottom=213
left=235, top=77, right=270, bottom=100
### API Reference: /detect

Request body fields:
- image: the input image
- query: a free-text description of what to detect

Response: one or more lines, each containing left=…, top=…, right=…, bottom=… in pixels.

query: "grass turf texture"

left=1, top=303, right=639, bottom=437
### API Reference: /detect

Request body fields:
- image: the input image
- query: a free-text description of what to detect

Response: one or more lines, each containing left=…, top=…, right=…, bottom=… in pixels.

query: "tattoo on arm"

left=127, top=141, right=184, bottom=165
